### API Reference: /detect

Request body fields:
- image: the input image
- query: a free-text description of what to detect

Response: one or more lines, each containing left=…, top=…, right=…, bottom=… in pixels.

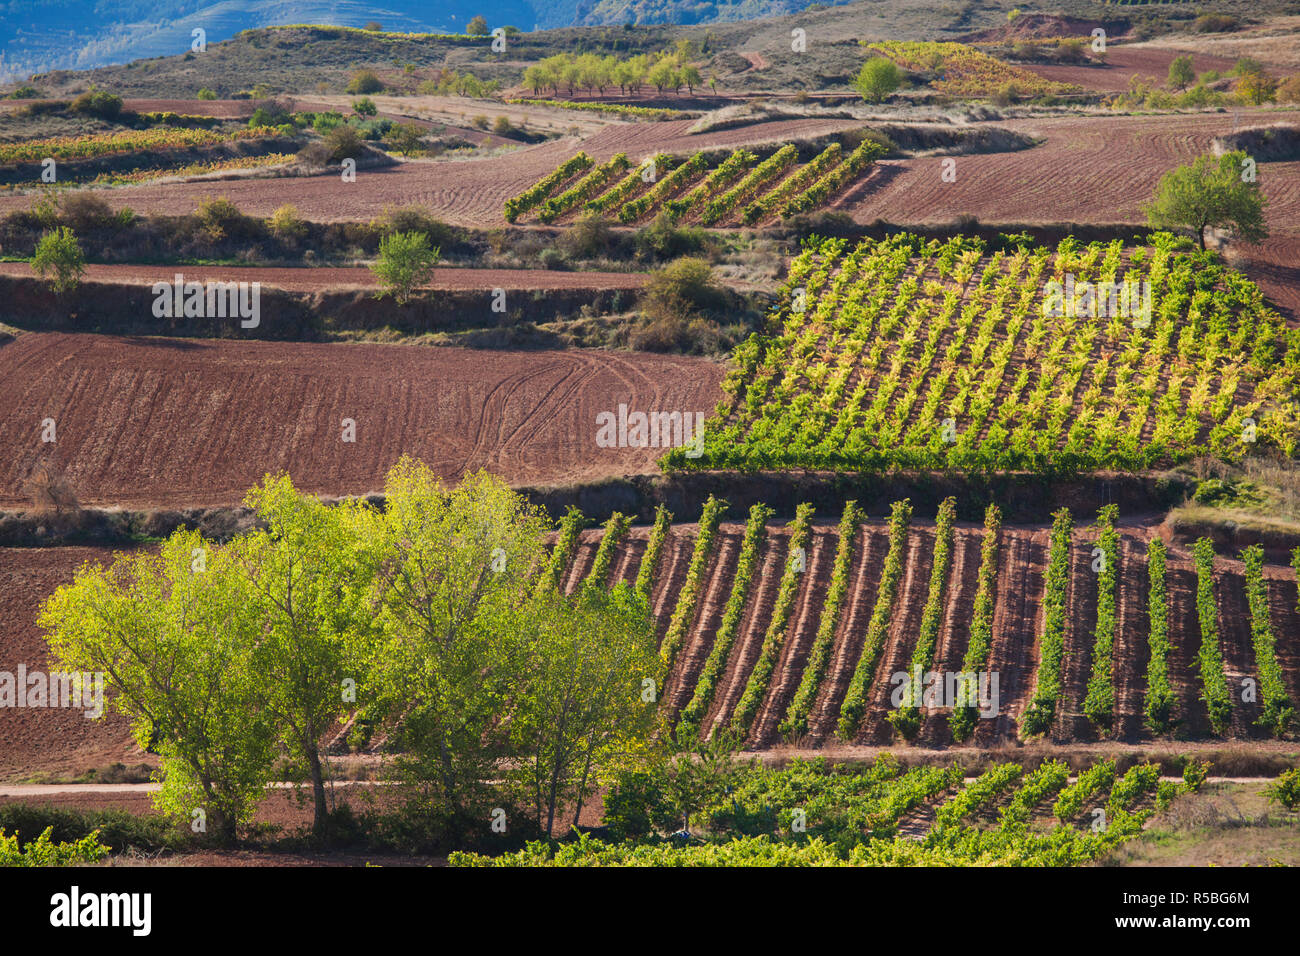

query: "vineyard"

left=0, top=126, right=283, bottom=164
left=864, top=41, right=1084, bottom=98
left=665, top=233, right=1300, bottom=474
left=502, top=138, right=887, bottom=226
left=546, top=498, right=1300, bottom=749
left=452, top=754, right=1202, bottom=866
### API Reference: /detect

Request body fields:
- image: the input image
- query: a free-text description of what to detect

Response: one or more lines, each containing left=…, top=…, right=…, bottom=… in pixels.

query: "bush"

left=69, top=87, right=123, bottom=119
left=0, top=802, right=179, bottom=854
left=58, top=193, right=116, bottom=231
left=269, top=203, right=308, bottom=239
left=377, top=205, right=454, bottom=249
left=371, top=230, right=440, bottom=304
left=493, top=115, right=512, bottom=136
left=352, top=96, right=377, bottom=116
left=635, top=211, right=708, bottom=261
left=324, top=124, right=365, bottom=161
left=31, top=226, right=85, bottom=294
left=196, top=87, right=217, bottom=100
left=562, top=212, right=615, bottom=260
left=196, top=195, right=256, bottom=242
left=385, top=122, right=426, bottom=155
left=643, top=257, right=727, bottom=323
left=1194, top=13, right=1237, bottom=33
left=1278, top=75, right=1300, bottom=104
left=1265, top=769, right=1300, bottom=810
left=346, top=70, right=383, bottom=95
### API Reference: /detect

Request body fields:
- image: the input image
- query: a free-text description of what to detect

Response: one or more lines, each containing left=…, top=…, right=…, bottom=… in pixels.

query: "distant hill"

left=0, top=0, right=850, bottom=82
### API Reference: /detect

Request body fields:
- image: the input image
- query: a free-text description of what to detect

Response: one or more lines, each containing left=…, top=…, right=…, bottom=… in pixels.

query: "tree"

left=367, top=462, right=552, bottom=844
left=1168, top=54, right=1194, bottom=91
left=385, top=122, right=426, bottom=155
left=197, top=87, right=217, bottom=100
left=854, top=57, right=902, bottom=103
left=226, top=476, right=376, bottom=836
left=371, top=230, right=439, bottom=303
left=324, top=123, right=365, bottom=161
left=352, top=96, right=377, bottom=116
left=32, top=226, right=85, bottom=294
left=1236, top=70, right=1278, bottom=105
left=648, top=58, right=677, bottom=94
left=681, top=64, right=702, bottom=94
left=466, top=15, right=489, bottom=36
left=363, top=21, right=383, bottom=31
left=40, top=531, right=276, bottom=844
left=1145, top=150, right=1268, bottom=250
left=510, top=584, right=658, bottom=837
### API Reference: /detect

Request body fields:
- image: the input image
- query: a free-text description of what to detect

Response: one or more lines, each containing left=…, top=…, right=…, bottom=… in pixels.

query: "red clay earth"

left=0, top=333, right=724, bottom=509
left=5, top=519, right=1298, bottom=782
left=0, top=262, right=648, bottom=293
left=1020, top=46, right=1242, bottom=93
left=0, top=546, right=146, bottom=780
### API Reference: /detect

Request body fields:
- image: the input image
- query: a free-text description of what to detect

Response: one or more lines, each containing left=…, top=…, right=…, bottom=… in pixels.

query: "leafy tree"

left=466, top=15, right=489, bottom=36
left=371, top=230, right=440, bottom=304
left=352, top=96, right=377, bottom=116
left=226, top=476, right=376, bottom=836
left=40, top=531, right=276, bottom=844
left=654, top=727, right=751, bottom=834
left=1168, top=54, right=1194, bottom=91
left=385, top=122, right=426, bottom=155
left=510, top=584, right=658, bottom=837
left=1144, top=150, right=1268, bottom=249
left=324, top=124, right=365, bottom=161
left=366, top=462, right=551, bottom=842
left=854, top=57, right=902, bottom=103
left=32, top=226, right=85, bottom=294
left=196, top=87, right=217, bottom=100
left=1236, top=70, right=1277, bottom=105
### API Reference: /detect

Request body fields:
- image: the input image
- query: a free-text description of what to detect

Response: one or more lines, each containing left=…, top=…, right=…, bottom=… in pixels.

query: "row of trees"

left=41, top=460, right=660, bottom=846
left=522, top=51, right=707, bottom=97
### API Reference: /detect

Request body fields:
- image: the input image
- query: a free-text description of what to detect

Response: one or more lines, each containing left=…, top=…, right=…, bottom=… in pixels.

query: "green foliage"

left=889, top=496, right=957, bottom=739
left=950, top=503, right=1002, bottom=742
left=680, top=503, right=773, bottom=736
left=1241, top=545, right=1295, bottom=737
left=352, top=96, right=378, bottom=116
left=658, top=496, right=727, bottom=681
left=1145, top=537, right=1176, bottom=734
left=1145, top=151, right=1268, bottom=249
left=504, top=152, right=593, bottom=223
left=635, top=505, right=673, bottom=602
left=586, top=512, right=633, bottom=591
left=781, top=500, right=861, bottom=739
left=1021, top=508, right=1073, bottom=737
left=1054, top=759, right=1116, bottom=821
left=855, top=57, right=902, bottom=103
left=370, top=230, right=440, bottom=304
left=1265, top=768, right=1300, bottom=810
left=1083, top=505, right=1119, bottom=730
left=838, top=499, right=912, bottom=740
left=0, top=827, right=108, bottom=866
left=1193, top=537, right=1233, bottom=734
left=69, top=86, right=123, bottom=119
left=1167, top=55, right=1194, bottom=91
left=31, top=225, right=85, bottom=294
left=535, top=505, right=586, bottom=598
left=731, top=503, right=816, bottom=736
left=196, top=87, right=217, bottom=100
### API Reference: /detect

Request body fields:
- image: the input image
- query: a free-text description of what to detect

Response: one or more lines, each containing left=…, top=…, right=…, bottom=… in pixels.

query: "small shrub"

left=196, top=195, right=255, bottom=242
left=371, top=230, right=440, bottom=304
left=1265, top=768, right=1300, bottom=810
left=324, top=124, right=365, bottom=161
left=196, top=87, right=217, bottom=100
left=58, top=193, right=115, bottom=231
left=269, top=203, right=308, bottom=239
left=352, top=96, right=377, bottom=116
left=31, top=226, right=85, bottom=294
left=346, top=70, right=383, bottom=95
left=69, top=87, right=123, bottom=119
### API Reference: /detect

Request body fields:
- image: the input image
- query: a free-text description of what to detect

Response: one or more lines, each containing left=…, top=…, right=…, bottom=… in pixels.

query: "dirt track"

left=0, top=332, right=724, bottom=509
left=0, top=262, right=647, bottom=293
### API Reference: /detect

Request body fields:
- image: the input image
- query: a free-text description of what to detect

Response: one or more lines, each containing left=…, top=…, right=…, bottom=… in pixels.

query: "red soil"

left=1021, top=47, right=1240, bottom=93
left=0, top=333, right=724, bottom=509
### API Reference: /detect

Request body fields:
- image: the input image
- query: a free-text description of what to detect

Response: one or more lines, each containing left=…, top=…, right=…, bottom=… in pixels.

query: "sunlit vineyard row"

left=503, top=138, right=886, bottom=226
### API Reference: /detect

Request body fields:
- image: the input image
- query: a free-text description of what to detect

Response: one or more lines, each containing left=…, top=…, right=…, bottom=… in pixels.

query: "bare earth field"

left=0, top=333, right=724, bottom=508
left=0, top=262, right=648, bottom=293
left=1021, top=46, right=1241, bottom=93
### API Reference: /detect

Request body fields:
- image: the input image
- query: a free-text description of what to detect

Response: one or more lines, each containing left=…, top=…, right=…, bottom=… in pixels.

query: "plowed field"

left=0, top=333, right=723, bottom=508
